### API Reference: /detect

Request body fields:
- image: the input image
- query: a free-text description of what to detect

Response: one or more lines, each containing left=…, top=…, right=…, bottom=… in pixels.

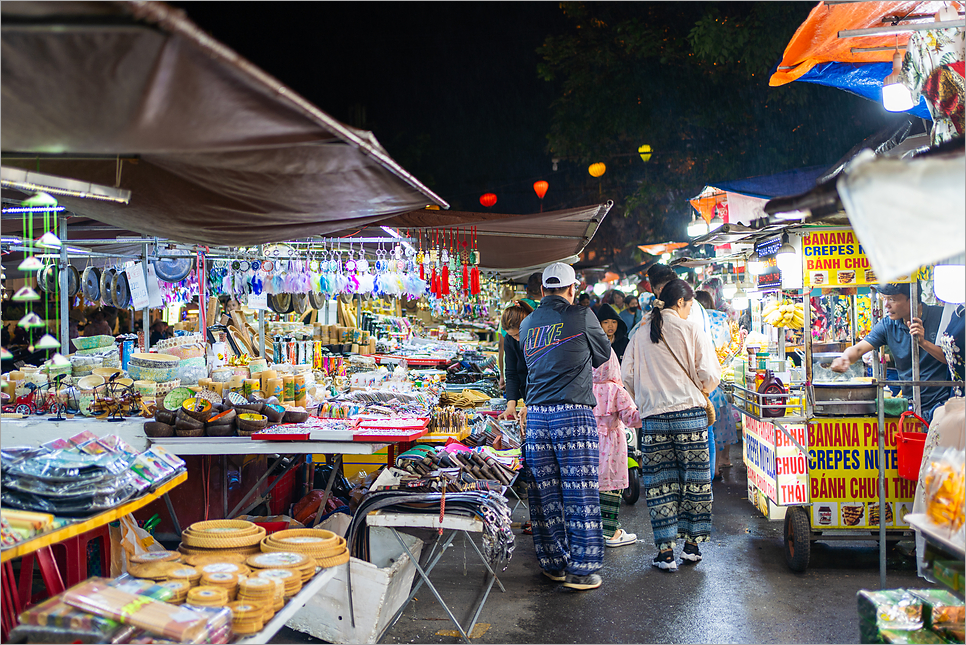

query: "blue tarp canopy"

left=796, top=62, right=932, bottom=121
left=706, top=165, right=830, bottom=200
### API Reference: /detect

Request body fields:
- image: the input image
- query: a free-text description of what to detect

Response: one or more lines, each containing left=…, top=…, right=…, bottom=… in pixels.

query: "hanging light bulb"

left=18, top=256, right=44, bottom=272
left=36, top=231, right=62, bottom=249
left=721, top=270, right=738, bottom=299
left=882, top=50, right=914, bottom=112
left=934, top=253, right=965, bottom=304
left=687, top=214, right=709, bottom=237
left=18, top=312, right=46, bottom=328
left=34, top=334, right=61, bottom=350
left=1, top=347, right=13, bottom=360
left=709, top=213, right=724, bottom=231
left=12, top=286, right=41, bottom=302
left=49, top=352, right=70, bottom=366
left=748, top=252, right=765, bottom=276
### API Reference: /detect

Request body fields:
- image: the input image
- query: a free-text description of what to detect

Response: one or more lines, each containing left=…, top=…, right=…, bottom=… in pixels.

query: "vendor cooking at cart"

left=830, top=283, right=950, bottom=422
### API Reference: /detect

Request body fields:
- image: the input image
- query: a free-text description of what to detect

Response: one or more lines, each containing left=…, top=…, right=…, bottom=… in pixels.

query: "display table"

left=367, top=510, right=505, bottom=644
left=236, top=564, right=339, bottom=645
left=0, top=473, right=188, bottom=640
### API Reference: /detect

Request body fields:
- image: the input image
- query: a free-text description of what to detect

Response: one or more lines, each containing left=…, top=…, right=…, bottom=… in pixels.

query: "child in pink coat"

left=593, top=347, right=642, bottom=547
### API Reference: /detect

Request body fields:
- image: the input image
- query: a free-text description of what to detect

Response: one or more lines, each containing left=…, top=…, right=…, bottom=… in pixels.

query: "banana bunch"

left=763, top=299, right=805, bottom=329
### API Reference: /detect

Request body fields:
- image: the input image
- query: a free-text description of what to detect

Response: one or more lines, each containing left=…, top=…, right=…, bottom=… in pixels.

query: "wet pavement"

left=274, top=444, right=924, bottom=644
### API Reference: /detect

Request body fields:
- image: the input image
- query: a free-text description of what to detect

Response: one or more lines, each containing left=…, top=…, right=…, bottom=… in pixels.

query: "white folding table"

left=367, top=510, right=505, bottom=643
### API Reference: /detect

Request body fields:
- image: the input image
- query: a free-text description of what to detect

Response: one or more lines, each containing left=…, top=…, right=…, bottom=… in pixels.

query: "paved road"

left=275, top=444, right=924, bottom=644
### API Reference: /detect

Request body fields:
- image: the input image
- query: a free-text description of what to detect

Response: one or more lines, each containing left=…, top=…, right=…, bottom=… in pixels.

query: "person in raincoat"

left=593, top=347, right=642, bottom=548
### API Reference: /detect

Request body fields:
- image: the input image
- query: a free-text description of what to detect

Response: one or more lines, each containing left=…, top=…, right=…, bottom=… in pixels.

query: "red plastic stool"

left=50, top=525, right=111, bottom=587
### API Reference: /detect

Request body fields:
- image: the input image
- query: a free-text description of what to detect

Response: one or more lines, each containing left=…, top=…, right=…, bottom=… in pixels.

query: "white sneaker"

left=605, top=528, right=638, bottom=548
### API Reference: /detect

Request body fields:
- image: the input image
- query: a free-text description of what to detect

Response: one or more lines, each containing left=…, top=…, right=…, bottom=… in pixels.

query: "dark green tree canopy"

left=539, top=1, right=905, bottom=269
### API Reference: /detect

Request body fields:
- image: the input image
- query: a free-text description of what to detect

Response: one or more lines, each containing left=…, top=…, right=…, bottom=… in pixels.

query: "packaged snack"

left=878, top=628, right=946, bottom=644
left=909, top=588, right=965, bottom=628
left=857, top=589, right=923, bottom=631
left=922, top=447, right=965, bottom=536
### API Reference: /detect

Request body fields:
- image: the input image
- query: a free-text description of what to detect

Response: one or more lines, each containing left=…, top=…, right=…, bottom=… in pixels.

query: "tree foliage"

left=538, top=2, right=903, bottom=269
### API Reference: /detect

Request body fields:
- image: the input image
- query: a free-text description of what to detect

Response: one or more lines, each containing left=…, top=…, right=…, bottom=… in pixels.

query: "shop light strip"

left=1, top=167, right=131, bottom=204
left=1, top=206, right=66, bottom=214
left=838, top=19, right=964, bottom=38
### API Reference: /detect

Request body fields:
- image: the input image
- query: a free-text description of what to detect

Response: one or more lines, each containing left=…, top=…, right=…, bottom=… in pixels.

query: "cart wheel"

left=784, top=506, right=811, bottom=572
left=14, top=404, right=31, bottom=416
left=622, top=468, right=641, bottom=505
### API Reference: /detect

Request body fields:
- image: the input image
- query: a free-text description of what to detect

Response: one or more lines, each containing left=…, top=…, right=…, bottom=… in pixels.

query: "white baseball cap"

left=542, top=262, right=579, bottom=288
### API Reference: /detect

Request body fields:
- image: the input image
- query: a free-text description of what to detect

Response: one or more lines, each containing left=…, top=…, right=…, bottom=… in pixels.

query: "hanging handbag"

left=660, top=333, right=716, bottom=426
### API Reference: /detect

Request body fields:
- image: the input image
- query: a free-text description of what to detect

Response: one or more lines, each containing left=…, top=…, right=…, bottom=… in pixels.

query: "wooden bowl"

left=175, top=414, right=204, bottom=431
left=175, top=426, right=204, bottom=438
left=155, top=409, right=176, bottom=425
left=181, top=397, right=213, bottom=421
left=232, top=402, right=265, bottom=415
left=263, top=404, right=284, bottom=424
left=144, top=421, right=175, bottom=438
left=283, top=410, right=309, bottom=424
left=237, top=413, right=268, bottom=433
left=206, top=423, right=235, bottom=437
left=207, top=408, right=237, bottom=425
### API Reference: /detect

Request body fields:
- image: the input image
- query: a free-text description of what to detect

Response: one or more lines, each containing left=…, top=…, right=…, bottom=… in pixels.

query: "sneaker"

left=680, top=542, right=702, bottom=563
left=562, top=573, right=602, bottom=590
left=605, top=528, right=638, bottom=548
left=542, top=569, right=566, bottom=582
left=651, top=550, right=678, bottom=571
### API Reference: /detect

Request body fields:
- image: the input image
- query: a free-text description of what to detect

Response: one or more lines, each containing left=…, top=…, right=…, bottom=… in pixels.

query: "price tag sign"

left=126, top=263, right=149, bottom=310
left=145, top=264, right=163, bottom=309
left=248, top=292, right=268, bottom=310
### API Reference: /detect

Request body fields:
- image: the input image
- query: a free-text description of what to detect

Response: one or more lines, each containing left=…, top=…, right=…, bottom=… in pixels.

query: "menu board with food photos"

left=806, top=416, right=918, bottom=530
left=802, top=228, right=912, bottom=288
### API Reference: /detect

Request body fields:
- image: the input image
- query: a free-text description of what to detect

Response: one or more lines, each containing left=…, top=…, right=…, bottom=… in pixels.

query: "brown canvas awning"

left=1, top=1, right=446, bottom=246
left=372, top=201, right=613, bottom=272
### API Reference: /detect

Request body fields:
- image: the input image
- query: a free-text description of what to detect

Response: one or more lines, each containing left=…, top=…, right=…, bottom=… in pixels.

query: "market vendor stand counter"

left=734, top=227, right=964, bottom=581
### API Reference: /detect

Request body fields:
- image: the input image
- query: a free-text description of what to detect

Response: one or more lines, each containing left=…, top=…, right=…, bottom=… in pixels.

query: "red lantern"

left=533, top=181, right=549, bottom=200
left=479, top=193, right=497, bottom=208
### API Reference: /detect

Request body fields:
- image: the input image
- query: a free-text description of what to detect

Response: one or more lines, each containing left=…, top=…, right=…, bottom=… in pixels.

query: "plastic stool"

left=51, top=525, right=111, bottom=587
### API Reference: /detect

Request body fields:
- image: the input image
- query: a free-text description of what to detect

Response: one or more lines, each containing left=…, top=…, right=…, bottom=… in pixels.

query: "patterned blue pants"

left=524, top=403, right=603, bottom=576
left=640, top=407, right=713, bottom=551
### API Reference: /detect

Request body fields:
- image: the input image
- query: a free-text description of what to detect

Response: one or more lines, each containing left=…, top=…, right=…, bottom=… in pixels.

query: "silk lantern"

left=588, top=163, right=606, bottom=178
left=479, top=193, right=497, bottom=208
left=638, top=145, right=652, bottom=162
left=533, top=181, right=549, bottom=200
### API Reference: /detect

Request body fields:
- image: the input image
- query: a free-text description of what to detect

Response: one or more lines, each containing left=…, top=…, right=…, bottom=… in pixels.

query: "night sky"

left=169, top=2, right=904, bottom=256
left=170, top=2, right=570, bottom=214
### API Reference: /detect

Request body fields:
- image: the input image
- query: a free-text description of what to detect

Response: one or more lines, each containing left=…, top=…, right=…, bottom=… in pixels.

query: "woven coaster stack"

left=254, top=568, right=301, bottom=598
left=261, top=528, right=350, bottom=569
left=164, top=565, right=202, bottom=587
left=186, top=586, right=229, bottom=608
left=159, top=579, right=191, bottom=604
left=200, top=571, right=239, bottom=601
left=182, top=552, right=250, bottom=567
left=227, top=601, right=265, bottom=636
left=237, top=577, right=278, bottom=620
left=128, top=551, right=183, bottom=581
left=180, top=520, right=265, bottom=559
left=247, top=551, right=315, bottom=585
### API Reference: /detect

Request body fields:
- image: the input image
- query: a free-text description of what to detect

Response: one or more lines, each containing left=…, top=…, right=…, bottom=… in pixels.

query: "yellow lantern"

left=588, top=162, right=606, bottom=178
left=638, top=144, right=652, bottom=162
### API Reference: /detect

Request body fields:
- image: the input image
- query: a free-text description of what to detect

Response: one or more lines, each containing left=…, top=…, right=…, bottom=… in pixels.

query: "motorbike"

left=623, top=425, right=642, bottom=504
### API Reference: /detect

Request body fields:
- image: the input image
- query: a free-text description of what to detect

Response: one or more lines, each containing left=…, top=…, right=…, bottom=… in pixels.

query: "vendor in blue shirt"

left=831, top=283, right=950, bottom=422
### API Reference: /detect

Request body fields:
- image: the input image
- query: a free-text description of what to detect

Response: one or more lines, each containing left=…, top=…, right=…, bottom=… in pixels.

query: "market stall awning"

left=0, top=1, right=447, bottom=247
left=373, top=202, right=613, bottom=272
left=691, top=166, right=831, bottom=227
left=767, top=1, right=959, bottom=119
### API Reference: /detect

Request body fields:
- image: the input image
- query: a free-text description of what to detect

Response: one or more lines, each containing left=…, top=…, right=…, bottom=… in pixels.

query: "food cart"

left=731, top=225, right=945, bottom=572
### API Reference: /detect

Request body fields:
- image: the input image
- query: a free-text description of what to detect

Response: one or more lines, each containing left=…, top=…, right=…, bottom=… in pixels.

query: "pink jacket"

left=593, top=349, right=641, bottom=491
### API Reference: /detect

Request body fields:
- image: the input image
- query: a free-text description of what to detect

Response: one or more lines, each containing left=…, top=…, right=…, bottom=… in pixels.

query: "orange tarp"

left=689, top=193, right=726, bottom=223
left=769, top=1, right=953, bottom=87
left=638, top=242, right=689, bottom=256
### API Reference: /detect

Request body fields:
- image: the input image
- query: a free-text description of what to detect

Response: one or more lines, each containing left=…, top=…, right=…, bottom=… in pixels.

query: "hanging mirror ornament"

left=12, top=286, right=41, bottom=302
left=18, top=256, right=44, bottom=272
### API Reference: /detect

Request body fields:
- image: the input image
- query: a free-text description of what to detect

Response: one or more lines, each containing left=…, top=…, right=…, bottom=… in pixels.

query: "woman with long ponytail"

left=621, top=278, right=721, bottom=571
